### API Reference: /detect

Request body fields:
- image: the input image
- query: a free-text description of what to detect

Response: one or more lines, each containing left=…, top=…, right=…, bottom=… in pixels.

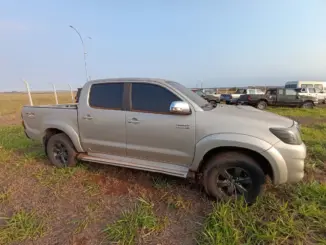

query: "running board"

left=78, top=153, right=189, bottom=178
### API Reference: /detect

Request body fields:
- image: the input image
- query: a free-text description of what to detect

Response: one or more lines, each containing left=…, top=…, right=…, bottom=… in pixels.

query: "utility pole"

left=69, top=25, right=91, bottom=82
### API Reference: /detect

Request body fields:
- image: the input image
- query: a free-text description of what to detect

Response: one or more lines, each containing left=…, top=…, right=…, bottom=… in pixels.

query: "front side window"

left=307, top=88, right=316, bottom=93
left=89, top=83, right=124, bottom=109
left=132, top=83, right=181, bottom=113
left=285, top=89, right=297, bottom=95
left=314, top=84, right=323, bottom=92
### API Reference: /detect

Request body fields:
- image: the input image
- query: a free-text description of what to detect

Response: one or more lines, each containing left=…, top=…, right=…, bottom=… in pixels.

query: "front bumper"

left=261, top=141, right=306, bottom=185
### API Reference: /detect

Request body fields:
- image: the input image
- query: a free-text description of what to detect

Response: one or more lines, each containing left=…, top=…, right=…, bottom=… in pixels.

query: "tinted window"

left=285, top=89, right=297, bottom=95
left=132, top=83, right=181, bottom=113
left=89, top=83, right=124, bottom=109
left=285, top=84, right=297, bottom=88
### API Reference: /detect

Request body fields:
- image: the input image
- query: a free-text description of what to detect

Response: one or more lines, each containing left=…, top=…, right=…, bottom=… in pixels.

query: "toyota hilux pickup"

left=22, top=78, right=306, bottom=203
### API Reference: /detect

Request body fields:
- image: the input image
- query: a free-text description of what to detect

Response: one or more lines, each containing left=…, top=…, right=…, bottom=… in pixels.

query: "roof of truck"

left=89, top=78, right=170, bottom=84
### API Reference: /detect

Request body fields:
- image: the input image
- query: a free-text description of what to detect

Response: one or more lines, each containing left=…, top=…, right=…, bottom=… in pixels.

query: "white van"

left=285, top=81, right=326, bottom=93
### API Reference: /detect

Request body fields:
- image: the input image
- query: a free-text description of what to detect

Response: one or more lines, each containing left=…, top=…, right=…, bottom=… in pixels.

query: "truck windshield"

left=166, top=81, right=211, bottom=109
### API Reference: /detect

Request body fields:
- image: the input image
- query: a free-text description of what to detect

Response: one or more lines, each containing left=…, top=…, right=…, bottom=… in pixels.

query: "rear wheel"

left=256, top=100, right=267, bottom=110
left=203, top=152, right=265, bottom=204
left=46, top=133, right=77, bottom=168
left=209, top=100, right=217, bottom=107
left=302, top=101, right=314, bottom=109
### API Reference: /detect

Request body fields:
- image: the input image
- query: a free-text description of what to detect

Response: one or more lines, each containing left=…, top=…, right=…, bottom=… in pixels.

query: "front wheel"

left=256, top=100, right=267, bottom=110
left=301, top=101, right=314, bottom=109
left=46, top=133, right=77, bottom=168
left=203, top=152, right=265, bottom=204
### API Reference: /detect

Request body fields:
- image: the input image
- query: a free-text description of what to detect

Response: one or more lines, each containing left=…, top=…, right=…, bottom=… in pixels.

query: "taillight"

left=248, top=95, right=252, bottom=100
left=230, top=95, right=232, bottom=99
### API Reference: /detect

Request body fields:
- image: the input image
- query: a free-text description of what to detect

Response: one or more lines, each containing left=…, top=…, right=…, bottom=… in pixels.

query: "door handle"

left=128, top=117, right=140, bottom=124
left=83, top=115, right=93, bottom=120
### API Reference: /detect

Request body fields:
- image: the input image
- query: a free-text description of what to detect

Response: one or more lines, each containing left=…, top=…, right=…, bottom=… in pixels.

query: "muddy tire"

left=46, top=133, right=77, bottom=168
left=301, top=101, right=314, bottom=109
left=256, top=100, right=267, bottom=110
left=203, top=152, right=265, bottom=204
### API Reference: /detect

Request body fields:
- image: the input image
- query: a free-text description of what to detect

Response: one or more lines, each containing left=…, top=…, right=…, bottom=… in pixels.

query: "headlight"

left=269, top=127, right=302, bottom=145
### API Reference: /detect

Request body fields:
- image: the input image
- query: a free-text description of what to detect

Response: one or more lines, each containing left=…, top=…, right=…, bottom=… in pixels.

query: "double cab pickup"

left=22, top=78, right=306, bottom=203
left=237, top=88, right=318, bottom=110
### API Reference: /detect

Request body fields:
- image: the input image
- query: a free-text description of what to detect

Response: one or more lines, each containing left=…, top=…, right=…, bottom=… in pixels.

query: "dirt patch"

left=289, top=116, right=326, bottom=125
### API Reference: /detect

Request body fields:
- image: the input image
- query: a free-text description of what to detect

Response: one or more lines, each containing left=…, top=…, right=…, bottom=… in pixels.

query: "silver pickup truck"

left=22, top=78, right=306, bottom=203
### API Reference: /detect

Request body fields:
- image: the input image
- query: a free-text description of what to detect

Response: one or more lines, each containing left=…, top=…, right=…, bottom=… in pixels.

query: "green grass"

left=268, top=107, right=326, bottom=118
left=198, top=182, right=326, bottom=245
left=301, top=123, right=326, bottom=169
left=104, top=198, right=164, bottom=245
left=0, top=126, right=45, bottom=163
left=0, top=210, right=46, bottom=244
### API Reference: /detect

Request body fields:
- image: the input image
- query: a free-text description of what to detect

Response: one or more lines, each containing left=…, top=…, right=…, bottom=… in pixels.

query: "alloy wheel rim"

left=216, top=167, right=252, bottom=199
left=53, top=143, right=68, bottom=166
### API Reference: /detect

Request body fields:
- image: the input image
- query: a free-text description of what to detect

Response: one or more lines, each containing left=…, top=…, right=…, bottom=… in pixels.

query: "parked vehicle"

left=237, top=88, right=318, bottom=110
left=192, top=89, right=220, bottom=107
left=285, top=80, right=326, bottom=93
left=298, top=87, right=326, bottom=104
left=229, top=88, right=265, bottom=104
left=205, top=92, right=221, bottom=106
left=22, top=78, right=306, bottom=203
left=220, top=94, right=233, bottom=104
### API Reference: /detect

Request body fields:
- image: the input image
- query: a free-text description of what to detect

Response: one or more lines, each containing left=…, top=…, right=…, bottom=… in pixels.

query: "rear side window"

left=131, top=83, right=181, bottom=113
left=89, top=83, right=124, bottom=109
left=285, top=89, right=296, bottom=95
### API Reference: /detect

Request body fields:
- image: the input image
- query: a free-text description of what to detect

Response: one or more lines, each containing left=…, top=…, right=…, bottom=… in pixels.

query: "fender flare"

left=41, top=121, right=85, bottom=152
left=190, top=133, right=278, bottom=172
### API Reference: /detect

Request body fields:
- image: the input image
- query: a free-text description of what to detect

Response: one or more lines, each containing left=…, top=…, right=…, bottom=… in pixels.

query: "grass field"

left=0, top=93, right=325, bottom=245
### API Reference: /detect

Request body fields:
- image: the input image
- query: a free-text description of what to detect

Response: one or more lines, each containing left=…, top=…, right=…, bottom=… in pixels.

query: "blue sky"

left=1, top=0, right=326, bottom=91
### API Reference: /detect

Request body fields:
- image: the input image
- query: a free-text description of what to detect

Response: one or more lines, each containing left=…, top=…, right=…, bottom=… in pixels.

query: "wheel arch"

left=197, top=146, right=274, bottom=181
left=191, top=134, right=275, bottom=181
left=42, top=123, right=84, bottom=153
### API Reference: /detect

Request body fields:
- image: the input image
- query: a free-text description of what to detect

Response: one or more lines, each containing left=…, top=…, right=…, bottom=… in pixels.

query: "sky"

left=1, top=0, right=326, bottom=91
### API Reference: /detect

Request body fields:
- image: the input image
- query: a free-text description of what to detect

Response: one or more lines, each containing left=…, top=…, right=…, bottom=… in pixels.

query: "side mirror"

left=169, top=101, right=191, bottom=115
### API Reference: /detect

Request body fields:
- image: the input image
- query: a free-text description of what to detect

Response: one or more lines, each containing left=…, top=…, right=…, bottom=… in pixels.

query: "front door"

left=284, top=89, right=300, bottom=105
left=78, top=82, right=126, bottom=156
left=126, top=82, right=196, bottom=165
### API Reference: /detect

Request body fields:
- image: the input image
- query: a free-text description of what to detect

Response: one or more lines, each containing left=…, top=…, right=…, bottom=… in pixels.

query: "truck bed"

left=22, top=104, right=78, bottom=142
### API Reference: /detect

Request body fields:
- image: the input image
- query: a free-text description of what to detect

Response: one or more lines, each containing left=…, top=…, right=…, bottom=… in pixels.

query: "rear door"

left=78, top=82, right=127, bottom=156
left=125, top=82, right=196, bottom=165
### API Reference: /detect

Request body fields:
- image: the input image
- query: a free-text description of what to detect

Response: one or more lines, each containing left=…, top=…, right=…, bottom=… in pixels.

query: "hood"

left=212, top=104, right=294, bottom=128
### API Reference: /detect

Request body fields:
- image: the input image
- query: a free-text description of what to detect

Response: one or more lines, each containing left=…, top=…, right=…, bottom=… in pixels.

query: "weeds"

left=198, top=182, right=326, bottom=245
left=301, top=123, right=326, bottom=169
left=268, top=107, right=326, bottom=118
left=104, top=198, right=163, bottom=245
left=0, top=189, right=10, bottom=203
left=33, top=167, right=77, bottom=187
left=0, top=210, right=46, bottom=244
left=152, top=175, right=175, bottom=189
